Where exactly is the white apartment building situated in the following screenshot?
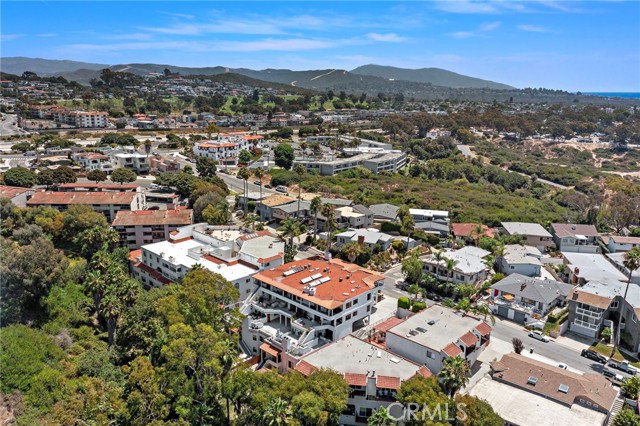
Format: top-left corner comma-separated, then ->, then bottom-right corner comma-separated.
130,225 -> 284,296
241,257 -> 385,366
193,133 -> 264,166
71,152 -> 114,173
384,307 -> 492,374
422,246 -> 491,285
111,148 -> 150,174
409,208 -> 449,223
294,335 -> 432,425
27,189 -> 145,222
53,109 -> 109,128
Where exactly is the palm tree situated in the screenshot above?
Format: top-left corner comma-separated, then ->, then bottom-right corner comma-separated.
293,164 -> 306,219
438,355 -> 470,397
144,139 -> 152,162
397,205 -> 415,250
238,167 -> 252,215
472,303 -> 496,325
445,258 -> 459,281
278,218 -> 301,248
299,141 -> 308,160
341,241 -> 362,263
493,244 -> 506,271
310,196 -> 322,242
264,398 -> 293,426
613,247 -> 640,355
368,407 -> 393,426
321,203 -> 336,251
408,284 -> 421,302
243,213 -> 259,231
253,167 -> 266,212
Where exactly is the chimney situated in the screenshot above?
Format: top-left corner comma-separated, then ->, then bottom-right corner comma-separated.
520,283 -> 527,291
571,225 -> 576,231
357,235 -> 365,245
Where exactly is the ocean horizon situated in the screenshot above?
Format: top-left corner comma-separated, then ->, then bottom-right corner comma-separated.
584,92 -> 640,99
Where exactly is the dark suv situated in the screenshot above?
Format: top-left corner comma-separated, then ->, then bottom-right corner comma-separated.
581,349 -> 607,364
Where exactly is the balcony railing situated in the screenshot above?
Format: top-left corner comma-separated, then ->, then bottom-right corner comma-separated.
573,319 -> 599,330
576,307 -> 603,320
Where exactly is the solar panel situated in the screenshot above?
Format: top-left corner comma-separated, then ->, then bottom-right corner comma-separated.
310,273 -> 322,280
283,266 -> 304,277
309,280 -> 321,287
318,276 -> 331,284
301,276 -> 314,284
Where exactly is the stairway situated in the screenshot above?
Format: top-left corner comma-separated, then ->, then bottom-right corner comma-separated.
605,398 -> 625,426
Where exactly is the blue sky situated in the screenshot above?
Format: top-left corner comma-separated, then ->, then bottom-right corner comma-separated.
2,1 -> 639,91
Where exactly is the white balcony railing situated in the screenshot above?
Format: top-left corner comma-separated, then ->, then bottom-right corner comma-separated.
576,307 -> 603,320
573,319 -> 600,330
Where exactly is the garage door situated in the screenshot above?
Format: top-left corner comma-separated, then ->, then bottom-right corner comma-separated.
513,311 -> 526,324
497,305 -> 509,318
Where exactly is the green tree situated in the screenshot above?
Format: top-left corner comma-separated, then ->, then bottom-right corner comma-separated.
193,191 -> 225,222
341,241 -> 362,263
264,397 -> 294,426
454,394 -> 504,426
202,200 -> 231,225
438,356 -> 470,397
613,408 -> 640,426
368,407 -> 394,426
111,167 -> 137,184
397,205 -> 415,249
278,218 -> 301,262
238,167 -> 252,214
61,205 -> 109,242
3,167 -> 37,187
614,247 -> 640,355
621,374 -> 640,400
123,356 -> 172,426
87,169 -> 107,183
396,376 -> 450,426
274,143 -> 295,170
253,167 -> 266,212
73,225 -> 120,259
206,122 -> 219,139
293,164 -> 306,218
196,156 -> 218,178
239,149 -> 252,165
52,165 -> 77,184
402,254 -> 423,283
44,280 -> 92,330
310,196 -> 322,242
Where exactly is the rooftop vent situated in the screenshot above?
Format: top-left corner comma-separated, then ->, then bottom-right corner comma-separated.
428,319 -> 437,325
558,384 -> 569,394
527,376 -> 538,386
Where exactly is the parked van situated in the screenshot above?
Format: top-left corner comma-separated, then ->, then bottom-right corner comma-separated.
275,185 -> 288,193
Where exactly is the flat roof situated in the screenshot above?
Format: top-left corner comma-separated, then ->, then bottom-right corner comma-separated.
423,246 -> 490,275
501,222 -> 552,238
409,208 -> 449,217
388,306 -> 490,351
502,244 -> 543,266
253,257 -> 384,310
562,252 -> 627,282
112,209 -> 193,227
27,190 -> 137,206
298,335 -> 430,383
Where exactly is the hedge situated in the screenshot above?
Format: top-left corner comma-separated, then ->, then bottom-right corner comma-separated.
412,301 -> 427,312
398,297 -> 410,309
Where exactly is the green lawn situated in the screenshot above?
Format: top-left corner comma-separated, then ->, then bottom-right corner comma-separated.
591,341 -> 640,368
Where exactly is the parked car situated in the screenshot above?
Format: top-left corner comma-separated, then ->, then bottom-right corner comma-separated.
254,180 -> 262,186
395,280 -> 409,290
602,368 -> 627,385
275,185 -> 288,193
528,331 -> 550,342
236,174 -> 243,179
608,360 -> 639,375
558,363 -> 568,370
581,349 -> 607,364
147,206 -> 160,211
264,184 -> 273,189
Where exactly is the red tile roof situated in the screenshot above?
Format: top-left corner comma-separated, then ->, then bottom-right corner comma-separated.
376,375 -> 401,390
442,343 -> 463,357
551,223 -> 599,238
344,373 -> 367,386
245,135 -> 264,140
112,209 -> 193,227
252,257 -> 384,310
0,185 -> 32,199
58,183 -> 139,190
374,317 -> 404,333
451,223 -> 495,239
133,260 -> 171,285
294,360 -> 317,376
27,191 -> 138,206
260,342 -> 281,357
416,366 -> 433,378
459,331 -> 479,347
475,322 -> 493,336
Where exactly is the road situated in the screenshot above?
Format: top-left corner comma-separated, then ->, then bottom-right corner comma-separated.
0,114 -> 29,137
457,145 -> 477,159
506,168 -> 571,190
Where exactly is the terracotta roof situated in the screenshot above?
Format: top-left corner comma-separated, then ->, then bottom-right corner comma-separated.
260,194 -> 295,207
129,249 -> 142,263
475,322 -> 493,336
112,209 -> 193,227
451,223 -> 495,239
57,183 -> 138,190
294,360 -> 317,376
374,317 -> 404,333
198,142 -> 238,148
0,185 -> 32,199
376,375 -> 401,390
416,366 -> 433,378
490,353 -> 617,411
245,135 -> 264,140
459,331 -> 479,347
27,191 -> 138,206
344,373 -> 367,386
551,223 -> 599,238
259,342 -> 281,357
252,257 -> 384,310
568,288 -> 612,310
442,343 -> 463,357
134,262 -> 171,285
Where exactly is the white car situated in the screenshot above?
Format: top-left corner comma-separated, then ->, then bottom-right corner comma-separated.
528,331 -> 550,342
558,363 -> 568,370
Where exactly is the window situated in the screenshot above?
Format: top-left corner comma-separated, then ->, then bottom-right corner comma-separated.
510,266 -> 515,270
426,350 -> 433,359
558,384 -> 569,394
610,301 -> 619,309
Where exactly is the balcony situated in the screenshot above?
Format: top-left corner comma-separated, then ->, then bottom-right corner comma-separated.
576,307 -> 603,320
573,319 -> 600,330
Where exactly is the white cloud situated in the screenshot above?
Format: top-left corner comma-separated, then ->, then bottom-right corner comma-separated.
449,31 -> 475,39
366,33 -> 406,42
449,20 -> 501,38
480,21 -> 501,32
434,0 -> 499,14
517,24 -> 550,32
0,34 -> 24,41
36,33 -> 57,38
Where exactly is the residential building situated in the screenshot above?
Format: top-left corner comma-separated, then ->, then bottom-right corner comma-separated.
607,252 -> 640,285
501,222 -> 555,252
71,152 -> 114,173
112,209 -> 194,249
607,235 -> 640,253
471,353 -> 618,426
130,225 -> 284,297
149,154 -> 181,173
56,183 -> 140,192
53,109 -> 109,128
567,280 -> 640,351
368,203 -> 399,222
414,221 -> 450,238
294,335 -> 432,425
490,274 -> 575,322
256,194 -> 296,221
0,185 -> 34,207
409,208 -> 449,223
295,151 -> 406,176
551,223 -> 600,254
422,246 -> 491,285
562,252 -> 627,285
451,223 -> 494,242
27,190 -> 145,222
241,257 -> 385,362
384,307 -> 492,373
272,199 -> 311,221
111,148 -> 150,174
193,141 -> 239,166
317,205 -> 374,232
336,228 -> 415,251
500,244 -> 543,277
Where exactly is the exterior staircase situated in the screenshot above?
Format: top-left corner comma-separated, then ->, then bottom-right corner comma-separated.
605,398 -> 625,426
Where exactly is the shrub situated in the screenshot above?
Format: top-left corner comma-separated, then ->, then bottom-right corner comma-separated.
490,273 -> 505,284
412,301 -> 427,312
398,297 -> 410,310
381,221 -> 402,233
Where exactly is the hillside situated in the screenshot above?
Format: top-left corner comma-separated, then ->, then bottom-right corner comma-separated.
351,64 -> 514,89
1,57 -> 109,76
